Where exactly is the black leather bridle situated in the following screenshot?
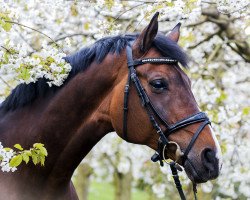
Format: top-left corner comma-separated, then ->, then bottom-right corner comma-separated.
123,44 -> 211,200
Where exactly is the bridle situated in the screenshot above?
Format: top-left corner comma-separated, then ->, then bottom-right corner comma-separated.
123,44 -> 211,200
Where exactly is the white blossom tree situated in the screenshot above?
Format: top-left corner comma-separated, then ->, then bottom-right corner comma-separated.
1,0 -> 249,199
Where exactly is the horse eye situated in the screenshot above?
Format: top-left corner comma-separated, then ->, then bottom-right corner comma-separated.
149,79 -> 168,90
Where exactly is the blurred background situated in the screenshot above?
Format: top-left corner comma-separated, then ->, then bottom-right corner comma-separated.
0,0 -> 249,199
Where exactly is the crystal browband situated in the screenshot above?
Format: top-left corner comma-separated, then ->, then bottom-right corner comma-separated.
141,58 -> 178,63
128,57 -> 178,67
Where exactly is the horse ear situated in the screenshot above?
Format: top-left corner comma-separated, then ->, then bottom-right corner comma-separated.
166,23 -> 181,43
134,12 -> 159,53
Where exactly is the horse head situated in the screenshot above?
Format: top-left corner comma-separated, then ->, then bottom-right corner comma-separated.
110,13 -> 221,184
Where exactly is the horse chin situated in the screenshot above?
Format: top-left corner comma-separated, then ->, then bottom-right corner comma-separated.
183,159 -> 208,184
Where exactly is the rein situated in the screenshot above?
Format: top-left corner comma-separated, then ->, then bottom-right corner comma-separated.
123,45 -> 211,200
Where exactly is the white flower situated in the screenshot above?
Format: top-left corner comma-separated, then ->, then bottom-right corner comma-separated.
152,183 -> 166,198
117,157 -> 130,174
65,38 -> 71,47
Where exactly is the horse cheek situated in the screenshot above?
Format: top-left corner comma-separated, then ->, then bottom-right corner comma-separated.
109,83 -> 125,138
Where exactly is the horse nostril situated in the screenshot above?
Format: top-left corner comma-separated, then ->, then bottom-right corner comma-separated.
202,148 -> 218,174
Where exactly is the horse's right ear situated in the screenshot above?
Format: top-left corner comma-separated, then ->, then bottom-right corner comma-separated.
166,23 -> 181,43
134,12 -> 159,53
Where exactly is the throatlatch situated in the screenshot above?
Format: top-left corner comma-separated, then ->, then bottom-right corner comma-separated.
123,44 -> 211,200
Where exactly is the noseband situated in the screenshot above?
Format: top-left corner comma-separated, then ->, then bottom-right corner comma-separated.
123,45 -> 211,200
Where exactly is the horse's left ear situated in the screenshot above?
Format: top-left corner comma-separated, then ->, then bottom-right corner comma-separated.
166,23 -> 181,43
134,12 -> 159,53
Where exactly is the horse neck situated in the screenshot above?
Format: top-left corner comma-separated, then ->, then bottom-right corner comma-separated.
39,58 -> 121,180
0,54 -> 125,185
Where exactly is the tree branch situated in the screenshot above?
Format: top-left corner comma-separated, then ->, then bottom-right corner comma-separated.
207,43 -> 222,63
188,30 -> 221,49
186,18 -> 207,27
103,153 -> 116,168
52,33 -> 95,43
200,7 -> 250,62
5,20 -> 58,45
236,77 -> 250,84
226,42 -> 250,63
0,77 -> 13,89
0,46 -> 11,53
201,0 -> 216,4
4,20 -> 64,53
113,3 -> 145,22
14,28 -> 37,51
122,14 -> 140,32
217,2 -> 250,15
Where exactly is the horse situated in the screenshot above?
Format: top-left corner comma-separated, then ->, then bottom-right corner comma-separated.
0,12 -> 221,200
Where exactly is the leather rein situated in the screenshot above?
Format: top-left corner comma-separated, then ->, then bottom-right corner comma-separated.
123,44 -> 211,200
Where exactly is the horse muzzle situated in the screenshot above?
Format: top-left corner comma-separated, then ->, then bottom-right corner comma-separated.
184,148 -> 220,183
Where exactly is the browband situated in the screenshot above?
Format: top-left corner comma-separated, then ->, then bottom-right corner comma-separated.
128,58 -> 178,67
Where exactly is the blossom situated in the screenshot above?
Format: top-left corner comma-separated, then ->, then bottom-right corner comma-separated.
0,143 -> 16,172
0,1 -> 249,198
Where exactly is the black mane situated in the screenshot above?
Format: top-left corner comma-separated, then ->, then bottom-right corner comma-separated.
0,33 -> 188,111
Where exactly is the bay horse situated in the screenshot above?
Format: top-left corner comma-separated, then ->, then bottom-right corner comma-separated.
0,13 -> 221,200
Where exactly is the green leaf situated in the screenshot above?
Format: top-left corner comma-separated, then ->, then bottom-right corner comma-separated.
3,52 -> 9,63
2,22 -> 12,32
221,142 -> 227,154
14,144 -> 23,151
18,67 -> 30,81
45,57 -> 55,65
24,150 -> 32,157
0,14 -> 12,32
32,153 -> 38,165
104,0 -> 114,10
3,147 -> 12,151
37,155 -> 41,164
40,156 -> 45,166
33,143 -> 44,149
216,91 -> 227,104
84,22 -> 89,30
165,2 -> 174,7
70,3 -> 78,16
242,107 -> 250,116
9,155 -> 23,167
22,153 -> 29,164
39,147 -> 48,157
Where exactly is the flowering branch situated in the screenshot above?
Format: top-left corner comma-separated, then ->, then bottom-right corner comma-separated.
188,30 -> 221,49
53,33 -> 95,43
0,45 -> 11,53
0,143 -> 48,172
4,20 -> 61,51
